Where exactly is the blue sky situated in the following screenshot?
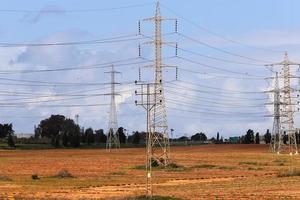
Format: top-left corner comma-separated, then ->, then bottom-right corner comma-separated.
0,0 -> 300,138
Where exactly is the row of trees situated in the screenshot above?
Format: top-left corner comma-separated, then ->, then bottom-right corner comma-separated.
34,115 -> 131,147
5,114 -> 300,148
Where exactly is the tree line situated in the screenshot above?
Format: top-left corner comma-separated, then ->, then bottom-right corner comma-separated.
3,115 -> 300,148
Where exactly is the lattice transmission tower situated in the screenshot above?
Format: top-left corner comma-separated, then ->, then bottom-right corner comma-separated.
139,0 -> 177,166
266,52 -> 299,155
270,72 -> 283,154
105,65 -> 121,151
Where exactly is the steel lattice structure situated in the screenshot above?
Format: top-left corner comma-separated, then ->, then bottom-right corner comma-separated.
106,65 -> 120,151
142,1 -> 176,166
266,53 -> 299,155
270,72 -> 283,154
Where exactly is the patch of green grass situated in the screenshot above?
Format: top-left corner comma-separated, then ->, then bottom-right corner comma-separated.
130,163 -> 188,172
191,164 -> 217,169
130,165 -> 145,170
239,161 -> 258,165
273,158 -> 286,166
217,166 -> 237,170
278,170 -> 300,177
166,163 -> 189,172
247,167 -> 264,171
125,195 -> 182,200
110,171 -> 127,175
239,161 -> 268,166
191,164 -> 236,171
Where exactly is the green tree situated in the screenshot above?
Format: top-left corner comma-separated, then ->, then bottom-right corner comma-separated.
243,129 -> 255,144
62,131 -> 69,147
6,124 -> 15,148
70,126 -> 81,147
191,132 -> 207,142
0,123 -> 14,139
118,127 -> 126,144
37,115 -> 79,147
85,128 -> 94,145
264,129 -> 271,144
255,132 -> 260,144
132,131 -> 140,144
95,129 -> 107,143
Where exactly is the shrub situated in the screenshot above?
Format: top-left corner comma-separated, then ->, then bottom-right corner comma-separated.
54,169 -> 74,178
278,170 -> 300,177
31,174 -> 39,180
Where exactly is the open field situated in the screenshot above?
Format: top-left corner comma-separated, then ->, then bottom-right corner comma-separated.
0,144 -> 300,199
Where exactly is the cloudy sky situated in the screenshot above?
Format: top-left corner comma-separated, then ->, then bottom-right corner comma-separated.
0,0 -> 300,138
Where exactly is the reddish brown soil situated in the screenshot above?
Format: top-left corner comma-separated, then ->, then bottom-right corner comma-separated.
0,144 -> 300,199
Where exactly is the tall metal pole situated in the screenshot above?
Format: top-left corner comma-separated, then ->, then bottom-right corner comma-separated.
106,65 -> 121,151
146,84 -> 153,197
135,82 -> 157,197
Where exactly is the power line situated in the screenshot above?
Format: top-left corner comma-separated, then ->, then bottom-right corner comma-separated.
0,58 -> 150,74
0,2 -> 154,13
166,97 -> 267,109
165,91 -> 268,106
167,106 -> 269,117
0,102 -> 132,108
160,3 -> 284,54
166,41 -> 264,66
165,86 -> 268,102
177,32 -> 274,63
0,88 -> 134,105
176,56 -> 266,77
0,34 -> 143,47
0,78 -> 135,87
167,80 -> 267,94
177,67 -> 266,80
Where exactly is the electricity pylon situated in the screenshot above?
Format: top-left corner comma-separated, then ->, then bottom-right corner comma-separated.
75,114 -> 79,125
270,72 -> 283,154
105,65 -> 120,151
266,52 -> 299,155
135,82 -> 160,198
140,0 -> 177,166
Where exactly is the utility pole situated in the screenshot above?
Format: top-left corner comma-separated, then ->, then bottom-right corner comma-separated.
270,72 -> 283,154
140,0 -> 177,166
135,81 -> 160,198
105,65 -> 121,151
266,52 -> 299,155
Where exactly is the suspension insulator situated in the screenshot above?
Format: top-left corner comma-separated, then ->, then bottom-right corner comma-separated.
138,21 -> 141,35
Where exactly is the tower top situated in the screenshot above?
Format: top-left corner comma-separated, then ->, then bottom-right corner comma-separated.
155,1 -> 161,17
284,51 -> 289,62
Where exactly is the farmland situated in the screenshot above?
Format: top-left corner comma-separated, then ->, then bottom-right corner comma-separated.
0,145 -> 300,199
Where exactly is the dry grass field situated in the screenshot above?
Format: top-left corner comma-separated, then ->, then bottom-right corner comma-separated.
0,144 -> 300,199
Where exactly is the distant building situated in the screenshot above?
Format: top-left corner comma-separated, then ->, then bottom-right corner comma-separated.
15,133 -> 34,139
